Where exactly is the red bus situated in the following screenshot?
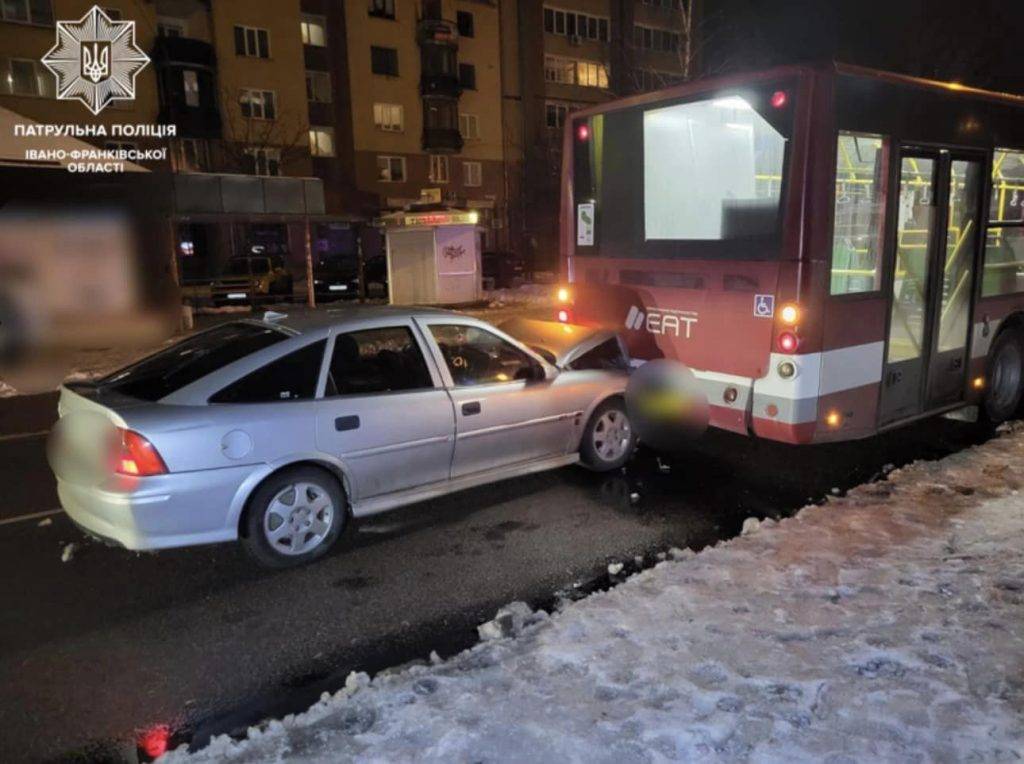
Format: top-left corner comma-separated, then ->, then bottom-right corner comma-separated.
558,63 -> 1024,444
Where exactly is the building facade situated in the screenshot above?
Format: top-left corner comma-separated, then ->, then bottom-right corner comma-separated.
502,0 -> 694,271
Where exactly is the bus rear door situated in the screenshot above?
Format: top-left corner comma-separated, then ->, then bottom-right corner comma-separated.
879,148 -> 986,424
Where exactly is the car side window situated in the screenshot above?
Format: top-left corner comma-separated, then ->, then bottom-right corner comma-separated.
210,339 -> 326,403
429,324 -> 535,386
326,327 -> 433,396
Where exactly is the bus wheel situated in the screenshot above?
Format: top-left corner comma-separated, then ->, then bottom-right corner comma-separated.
982,329 -> 1024,424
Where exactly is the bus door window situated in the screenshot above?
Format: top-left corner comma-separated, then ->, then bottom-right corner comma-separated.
982,149 -> 1024,297
888,155 -> 937,364
936,160 -> 983,354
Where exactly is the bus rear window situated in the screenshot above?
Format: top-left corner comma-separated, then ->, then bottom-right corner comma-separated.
573,81 -> 794,260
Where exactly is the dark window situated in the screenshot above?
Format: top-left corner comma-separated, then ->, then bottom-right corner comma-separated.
456,10 -> 474,37
369,0 -> 395,18
326,327 -> 432,396
429,325 -> 536,386
100,323 -> 289,402
424,98 -> 457,129
543,7 -> 554,32
211,339 -> 327,403
234,25 -> 269,58
371,46 -> 399,76
599,18 -> 608,40
459,63 -> 476,90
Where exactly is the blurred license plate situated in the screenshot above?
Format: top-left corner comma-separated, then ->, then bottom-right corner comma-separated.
228,292 -> 247,299
329,284 -> 348,292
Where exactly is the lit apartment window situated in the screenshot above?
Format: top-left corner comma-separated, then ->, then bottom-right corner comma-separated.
543,7 -> 609,42
239,89 -> 276,119
245,148 -> 281,177
300,14 -> 327,46
545,102 -> 569,129
459,113 -> 480,140
234,25 -> 270,58
5,58 -> 54,97
377,155 -> 406,182
306,70 -> 332,103
429,154 -> 450,183
633,24 -> 681,52
371,46 -> 399,76
373,102 -> 404,132
157,17 -> 186,37
544,56 -> 608,88
309,126 -> 335,157
369,0 -> 395,19
459,63 -> 476,90
463,161 -> 482,187
456,10 -> 474,37
0,0 -> 54,24
183,70 -> 200,107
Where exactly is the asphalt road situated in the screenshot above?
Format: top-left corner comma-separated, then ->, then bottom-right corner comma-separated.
0,393 -> 994,762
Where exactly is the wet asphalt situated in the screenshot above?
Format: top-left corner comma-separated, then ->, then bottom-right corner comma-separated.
0,393 -> 994,761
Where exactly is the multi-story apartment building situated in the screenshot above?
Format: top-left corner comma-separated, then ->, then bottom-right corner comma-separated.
299,0 -> 508,253
501,0 -> 693,271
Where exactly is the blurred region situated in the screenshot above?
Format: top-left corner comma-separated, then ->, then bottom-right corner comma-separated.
625,359 -> 710,451
0,163 -> 179,395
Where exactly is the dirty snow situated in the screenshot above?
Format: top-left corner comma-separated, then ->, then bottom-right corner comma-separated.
166,425 -> 1024,763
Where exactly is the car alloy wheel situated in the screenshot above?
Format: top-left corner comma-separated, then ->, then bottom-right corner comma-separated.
262,481 -> 336,556
592,409 -> 632,464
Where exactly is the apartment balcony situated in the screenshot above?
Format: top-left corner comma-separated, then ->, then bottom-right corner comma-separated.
422,127 -> 464,153
420,73 -> 461,97
151,35 -> 216,68
418,17 -> 458,46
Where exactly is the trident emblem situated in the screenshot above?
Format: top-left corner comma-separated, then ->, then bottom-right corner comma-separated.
81,42 -> 110,83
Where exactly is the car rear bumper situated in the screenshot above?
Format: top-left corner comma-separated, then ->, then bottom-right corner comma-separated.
56,465 -> 254,551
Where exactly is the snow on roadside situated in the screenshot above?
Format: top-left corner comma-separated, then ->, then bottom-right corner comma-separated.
167,426 -> 1024,762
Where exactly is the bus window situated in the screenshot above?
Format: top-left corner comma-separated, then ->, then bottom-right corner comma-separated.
572,81 -> 794,261
982,148 -> 1024,296
830,133 -> 887,295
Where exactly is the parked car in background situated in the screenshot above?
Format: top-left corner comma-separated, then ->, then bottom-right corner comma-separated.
314,254 -> 389,302
482,250 -> 526,290
48,309 -> 634,567
211,256 -> 293,306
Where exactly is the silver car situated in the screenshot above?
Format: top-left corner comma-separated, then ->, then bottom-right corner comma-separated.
48,308 -> 635,567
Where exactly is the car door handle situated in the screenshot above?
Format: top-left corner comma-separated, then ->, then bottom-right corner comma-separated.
461,401 -> 481,416
335,415 -> 360,432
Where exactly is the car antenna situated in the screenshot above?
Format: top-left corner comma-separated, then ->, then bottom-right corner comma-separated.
262,310 -> 288,323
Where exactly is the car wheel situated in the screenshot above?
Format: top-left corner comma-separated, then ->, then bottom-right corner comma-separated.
242,466 -> 346,568
982,329 -> 1024,424
580,398 -> 636,472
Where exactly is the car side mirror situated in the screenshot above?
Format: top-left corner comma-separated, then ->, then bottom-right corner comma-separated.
517,361 -> 550,383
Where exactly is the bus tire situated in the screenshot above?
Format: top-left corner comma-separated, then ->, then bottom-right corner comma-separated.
981,329 -> 1024,425
580,398 -> 637,472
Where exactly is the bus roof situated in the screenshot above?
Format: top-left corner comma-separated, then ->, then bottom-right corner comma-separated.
570,62 -> 1024,120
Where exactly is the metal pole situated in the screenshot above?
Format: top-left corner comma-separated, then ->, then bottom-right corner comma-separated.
356,225 -> 366,303
304,218 -> 316,309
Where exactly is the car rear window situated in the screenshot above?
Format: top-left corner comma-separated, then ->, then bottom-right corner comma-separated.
210,339 -> 326,403
99,322 -> 289,401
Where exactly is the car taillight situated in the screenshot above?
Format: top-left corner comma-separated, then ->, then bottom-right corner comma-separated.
113,428 -> 168,476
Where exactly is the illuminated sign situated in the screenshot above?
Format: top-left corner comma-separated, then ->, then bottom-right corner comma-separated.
402,211 -> 480,227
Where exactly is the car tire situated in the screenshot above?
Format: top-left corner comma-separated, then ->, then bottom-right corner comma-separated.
241,465 -> 347,568
580,397 -> 637,472
981,328 -> 1024,425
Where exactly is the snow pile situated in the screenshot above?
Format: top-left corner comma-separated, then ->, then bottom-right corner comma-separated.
0,379 -> 17,398
166,426 -> 1024,762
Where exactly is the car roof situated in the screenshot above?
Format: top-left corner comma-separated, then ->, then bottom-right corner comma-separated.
263,304 -> 472,333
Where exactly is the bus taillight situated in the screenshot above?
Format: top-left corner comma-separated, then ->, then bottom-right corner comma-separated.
576,123 -> 590,141
770,90 -> 788,109
557,287 -> 571,303
777,331 -> 799,353
557,308 -> 572,323
779,303 -> 800,325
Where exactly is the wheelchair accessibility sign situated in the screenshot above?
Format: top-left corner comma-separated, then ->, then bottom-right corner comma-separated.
753,294 -> 775,318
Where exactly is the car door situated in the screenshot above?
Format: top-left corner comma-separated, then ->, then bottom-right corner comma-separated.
418,319 -> 578,479
314,323 -> 455,500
